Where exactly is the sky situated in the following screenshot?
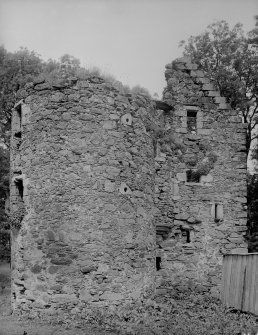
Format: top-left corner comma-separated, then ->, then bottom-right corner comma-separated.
0,0 -> 257,96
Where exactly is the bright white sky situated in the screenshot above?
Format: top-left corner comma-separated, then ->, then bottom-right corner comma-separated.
0,0 -> 257,96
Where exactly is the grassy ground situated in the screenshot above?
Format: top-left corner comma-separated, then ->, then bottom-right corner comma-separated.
0,263 -> 117,335
0,263 -> 257,334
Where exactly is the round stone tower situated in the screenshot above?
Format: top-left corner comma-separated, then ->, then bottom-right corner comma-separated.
10,74 -> 156,319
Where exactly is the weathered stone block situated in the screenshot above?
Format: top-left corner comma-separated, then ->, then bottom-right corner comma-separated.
176,172 -> 186,182
175,213 -> 189,221
230,248 -> 248,254
121,113 -> 132,126
214,96 -> 226,104
202,84 -> 215,91
79,289 -> 92,302
207,91 -> 220,97
80,261 -> 97,274
100,292 -> 124,301
200,174 -> 213,183
197,129 -> 212,135
102,120 -> 116,129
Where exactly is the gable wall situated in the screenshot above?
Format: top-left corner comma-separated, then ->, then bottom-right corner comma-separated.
155,58 -> 248,296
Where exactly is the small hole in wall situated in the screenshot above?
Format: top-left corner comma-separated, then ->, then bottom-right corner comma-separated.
186,231 -> 191,243
20,287 -> 26,294
186,170 -> 200,183
13,292 -> 16,300
15,179 -> 24,199
187,110 -> 197,134
156,257 -> 161,271
14,131 -> 21,138
124,187 -> 127,192
126,118 -> 129,122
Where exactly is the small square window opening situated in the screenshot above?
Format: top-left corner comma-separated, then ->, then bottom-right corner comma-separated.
187,110 -> 197,134
186,170 -> 200,183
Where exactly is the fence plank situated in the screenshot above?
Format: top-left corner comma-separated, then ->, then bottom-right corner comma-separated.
229,255 -> 238,307
236,255 -> 246,310
254,256 -> 258,315
221,255 -> 230,305
243,254 -> 252,312
224,255 -> 232,306
249,255 -> 256,314
222,253 -> 258,316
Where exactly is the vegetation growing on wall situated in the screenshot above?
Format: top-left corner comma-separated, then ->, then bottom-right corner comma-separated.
179,18 -> 258,156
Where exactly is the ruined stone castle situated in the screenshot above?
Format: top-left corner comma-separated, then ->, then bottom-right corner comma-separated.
10,57 -> 248,319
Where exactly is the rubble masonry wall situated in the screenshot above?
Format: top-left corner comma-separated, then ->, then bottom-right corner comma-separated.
10,75 -> 157,318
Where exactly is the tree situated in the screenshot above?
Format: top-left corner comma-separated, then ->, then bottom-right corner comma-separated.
0,46 -> 44,144
179,19 -> 258,156
248,15 -> 258,45
130,85 -> 151,98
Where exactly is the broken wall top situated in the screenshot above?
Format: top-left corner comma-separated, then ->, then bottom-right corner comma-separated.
163,57 -> 229,110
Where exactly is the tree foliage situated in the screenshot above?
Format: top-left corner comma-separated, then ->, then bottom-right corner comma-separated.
179,19 -> 258,155
0,47 -> 45,144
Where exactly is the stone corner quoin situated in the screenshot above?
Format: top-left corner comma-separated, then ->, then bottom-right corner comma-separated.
9,57 -> 247,319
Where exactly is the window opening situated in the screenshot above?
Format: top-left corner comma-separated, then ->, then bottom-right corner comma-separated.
181,229 -> 191,243
214,203 -> 223,222
15,179 -> 24,200
187,110 -> 197,134
186,169 -> 200,183
17,105 -> 22,129
156,257 -> 161,271
14,131 -> 21,138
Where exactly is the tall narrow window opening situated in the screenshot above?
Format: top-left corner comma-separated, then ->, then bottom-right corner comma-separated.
186,230 -> 191,243
17,105 -> 22,129
214,203 -> 223,222
181,229 -> 191,243
15,179 -> 24,200
187,110 -> 197,134
156,257 -> 161,271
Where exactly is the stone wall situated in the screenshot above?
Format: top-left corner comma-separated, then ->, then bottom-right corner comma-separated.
155,57 -> 248,296
10,75 -> 157,319
9,58 -> 248,321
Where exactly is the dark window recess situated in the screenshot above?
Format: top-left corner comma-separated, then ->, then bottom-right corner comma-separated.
181,229 -> 191,243
14,131 -> 21,138
186,169 -> 200,183
156,257 -> 161,271
156,225 -> 171,240
214,204 -> 223,222
15,179 -> 24,200
186,231 -> 191,243
17,105 -> 22,128
187,110 -> 197,134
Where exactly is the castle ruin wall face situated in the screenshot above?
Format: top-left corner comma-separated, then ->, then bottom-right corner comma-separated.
10,58 -> 248,320
155,58 -> 247,295
10,76 -> 156,317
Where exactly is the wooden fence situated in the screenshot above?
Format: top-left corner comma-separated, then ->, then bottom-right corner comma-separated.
221,253 -> 258,315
